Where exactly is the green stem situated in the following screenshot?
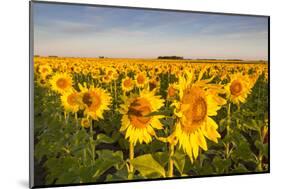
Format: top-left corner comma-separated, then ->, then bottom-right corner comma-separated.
168,143 -> 175,177
257,154 -> 263,171
89,119 -> 95,164
225,143 -> 230,158
110,82 -> 113,94
83,148 -> 87,166
257,123 -> 264,171
227,103 -> 231,134
128,142 -> 134,179
75,112 -> 78,127
64,111 -> 67,125
167,72 -> 170,84
225,103 -> 231,159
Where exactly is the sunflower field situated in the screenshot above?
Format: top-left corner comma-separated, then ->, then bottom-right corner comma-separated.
33,57 -> 269,185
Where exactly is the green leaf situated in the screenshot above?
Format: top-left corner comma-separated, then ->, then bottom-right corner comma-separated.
232,163 -> 248,173
96,150 -> 123,161
242,120 -> 260,131
231,138 -> 255,162
148,140 -> 166,152
96,150 -> 125,170
130,154 -> 166,178
255,141 -> 268,158
92,159 -> 117,179
44,157 -> 79,185
79,167 -> 95,183
90,150 -> 124,180
153,152 -> 169,166
55,171 -> 78,184
212,156 -> 231,173
173,150 -> 186,175
105,168 -> 128,182
96,133 -> 115,144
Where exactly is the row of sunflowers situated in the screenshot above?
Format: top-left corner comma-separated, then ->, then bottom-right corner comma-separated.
34,57 -> 268,185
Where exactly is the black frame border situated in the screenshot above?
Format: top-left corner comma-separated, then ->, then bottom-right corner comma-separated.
29,1 -> 270,188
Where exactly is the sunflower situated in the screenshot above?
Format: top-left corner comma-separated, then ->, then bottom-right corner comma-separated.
121,76 -> 134,92
60,89 -> 81,113
91,68 -> 101,79
74,66 -> 82,74
148,77 -> 160,92
37,77 -> 50,88
79,83 -> 112,120
82,67 -> 90,76
119,90 -> 164,145
135,72 -> 147,88
167,83 -> 177,99
38,64 -> 52,78
106,67 -> 119,81
50,73 -> 73,94
102,74 -> 112,84
81,117 -> 90,128
225,73 -> 253,105
173,75 -> 226,162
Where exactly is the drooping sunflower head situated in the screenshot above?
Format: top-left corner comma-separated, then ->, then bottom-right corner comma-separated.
50,73 -> 73,94
60,89 -> 81,113
173,76 -> 225,162
225,73 -> 253,105
79,83 -> 112,120
121,76 -> 134,93
119,90 -> 164,145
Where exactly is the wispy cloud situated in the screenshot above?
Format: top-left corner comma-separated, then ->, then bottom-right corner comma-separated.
33,2 -> 268,60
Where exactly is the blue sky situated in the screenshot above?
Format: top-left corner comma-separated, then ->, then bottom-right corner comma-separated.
33,3 -> 268,60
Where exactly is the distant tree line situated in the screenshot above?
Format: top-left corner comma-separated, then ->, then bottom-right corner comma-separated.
158,56 -> 184,60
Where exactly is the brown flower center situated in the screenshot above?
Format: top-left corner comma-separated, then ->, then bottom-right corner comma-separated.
40,79 -> 46,85
108,70 -> 113,76
230,80 -> 242,96
56,78 -> 68,89
192,97 -> 207,123
123,78 -> 132,88
82,92 -> 92,107
41,68 -> 48,73
67,93 -> 79,106
137,75 -> 145,84
89,92 -> 102,111
103,75 -> 111,82
149,81 -> 157,91
168,86 -> 176,97
128,98 -> 152,129
180,88 -> 208,133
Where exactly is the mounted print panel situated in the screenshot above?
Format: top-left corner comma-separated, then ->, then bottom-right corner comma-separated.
30,1 -> 269,188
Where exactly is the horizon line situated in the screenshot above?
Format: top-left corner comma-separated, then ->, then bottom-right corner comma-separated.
33,55 -> 268,62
